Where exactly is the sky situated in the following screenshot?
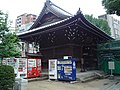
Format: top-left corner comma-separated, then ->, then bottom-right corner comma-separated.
0,0 -> 120,26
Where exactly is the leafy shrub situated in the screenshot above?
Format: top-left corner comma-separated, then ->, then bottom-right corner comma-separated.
0,65 -> 15,90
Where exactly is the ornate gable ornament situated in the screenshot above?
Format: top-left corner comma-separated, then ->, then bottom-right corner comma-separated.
77,8 -> 82,15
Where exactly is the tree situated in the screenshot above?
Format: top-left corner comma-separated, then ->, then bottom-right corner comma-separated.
0,10 -> 9,38
0,33 -> 21,64
0,33 -> 20,56
0,11 -> 21,64
85,14 -> 111,35
0,65 -> 15,90
102,0 -> 120,16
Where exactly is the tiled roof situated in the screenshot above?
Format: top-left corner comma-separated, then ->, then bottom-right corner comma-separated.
17,16 -> 72,36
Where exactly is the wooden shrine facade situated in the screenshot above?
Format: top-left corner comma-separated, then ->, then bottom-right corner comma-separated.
18,0 -> 113,71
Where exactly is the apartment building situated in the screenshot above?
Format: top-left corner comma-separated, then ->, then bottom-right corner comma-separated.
15,13 -> 37,32
98,14 -> 120,40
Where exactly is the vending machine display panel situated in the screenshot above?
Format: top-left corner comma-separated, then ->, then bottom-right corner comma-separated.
49,59 -> 57,80
57,58 -> 76,81
27,58 -> 42,78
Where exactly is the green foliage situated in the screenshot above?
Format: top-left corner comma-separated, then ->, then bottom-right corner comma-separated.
0,33 -> 21,58
102,0 -> 120,16
0,65 -> 15,90
85,14 -> 111,35
0,11 -> 21,65
0,10 -> 9,38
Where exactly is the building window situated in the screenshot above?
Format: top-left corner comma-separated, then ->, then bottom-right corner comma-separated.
17,17 -> 21,21
113,23 -> 117,28
17,21 -> 21,24
118,21 -> 120,24
115,34 -> 119,39
116,29 -> 119,34
33,17 -> 36,19
18,25 -> 21,27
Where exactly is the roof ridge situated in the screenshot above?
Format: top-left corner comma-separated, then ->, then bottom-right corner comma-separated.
47,0 -> 72,16
29,0 -> 72,30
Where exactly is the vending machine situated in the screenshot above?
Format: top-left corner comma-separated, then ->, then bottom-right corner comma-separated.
4,58 -> 27,78
27,58 -> 42,78
57,58 -> 76,81
16,58 -> 27,78
49,59 -> 57,80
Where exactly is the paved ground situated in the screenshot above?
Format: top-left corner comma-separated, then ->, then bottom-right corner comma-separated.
28,79 -> 111,90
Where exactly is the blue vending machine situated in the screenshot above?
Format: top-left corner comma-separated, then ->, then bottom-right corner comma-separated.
57,58 -> 76,81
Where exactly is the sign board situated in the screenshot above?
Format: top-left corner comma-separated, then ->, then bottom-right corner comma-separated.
63,56 -> 72,59
28,59 -> 36,67
108,61 -> 115,70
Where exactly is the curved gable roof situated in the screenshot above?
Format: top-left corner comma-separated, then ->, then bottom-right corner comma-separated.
29,0 -> 72,30
18,12 -> 113,41
18,1 -> 113,41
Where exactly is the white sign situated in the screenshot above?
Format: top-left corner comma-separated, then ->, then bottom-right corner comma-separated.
108,61 -> 115,70
28,59 -> 36,67
63,56 -> 72,59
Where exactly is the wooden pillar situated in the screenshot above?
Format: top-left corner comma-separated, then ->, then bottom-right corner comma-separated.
53,47 -> 55,58
80,45 -> 85,72
69,45 -> 74,57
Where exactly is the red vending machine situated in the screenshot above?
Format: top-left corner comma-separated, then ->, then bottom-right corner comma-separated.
27,58 -> 42,78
